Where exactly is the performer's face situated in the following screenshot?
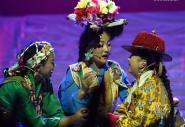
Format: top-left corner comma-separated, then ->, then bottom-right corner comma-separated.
128,53 -> 146,79
92,31 -> 111,67
38,53 -> 55,78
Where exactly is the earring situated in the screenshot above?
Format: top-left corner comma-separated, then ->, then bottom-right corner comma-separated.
85,49 -> 93,61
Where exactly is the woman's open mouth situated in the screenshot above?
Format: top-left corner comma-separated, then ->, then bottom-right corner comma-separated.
102,54 -> 109,59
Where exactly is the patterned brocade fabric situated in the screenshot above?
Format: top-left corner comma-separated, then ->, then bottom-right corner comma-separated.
69,60 -> 128,105
114,72 -> 171,127
58,60 -> 129,115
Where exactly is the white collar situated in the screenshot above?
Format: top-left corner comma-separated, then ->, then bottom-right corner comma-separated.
124,70 -> 154,107
137,70 -> 154,87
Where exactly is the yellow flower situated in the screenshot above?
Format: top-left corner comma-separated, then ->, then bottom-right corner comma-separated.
75,0 -> 90,9
99,0 -> 108,14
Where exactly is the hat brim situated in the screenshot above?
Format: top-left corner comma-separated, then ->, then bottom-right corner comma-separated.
106,19 -> 128,27
122,45 -> 172,62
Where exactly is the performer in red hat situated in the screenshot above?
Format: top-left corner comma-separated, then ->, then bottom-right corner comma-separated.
112,31 -> 175,127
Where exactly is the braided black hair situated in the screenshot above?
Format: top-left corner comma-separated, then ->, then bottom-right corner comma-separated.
159,65 -> 174,127
81,76 -> 111,127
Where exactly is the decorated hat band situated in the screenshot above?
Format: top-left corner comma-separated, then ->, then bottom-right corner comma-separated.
5,41 -> 54,76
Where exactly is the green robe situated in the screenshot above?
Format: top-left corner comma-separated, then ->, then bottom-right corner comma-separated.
0,73 -> 64,127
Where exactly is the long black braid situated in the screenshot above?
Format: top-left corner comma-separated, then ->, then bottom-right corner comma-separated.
159,65 -> 174,127
81,76 -> 111,127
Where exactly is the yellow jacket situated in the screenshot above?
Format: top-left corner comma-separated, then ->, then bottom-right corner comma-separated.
115,71 -> 171,127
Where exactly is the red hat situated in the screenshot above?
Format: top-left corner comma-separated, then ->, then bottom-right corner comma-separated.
122,32 -> 172,62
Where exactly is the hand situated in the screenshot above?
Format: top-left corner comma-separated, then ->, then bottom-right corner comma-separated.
73,108 -> 88,123
79,71 -> 98,98
59,108 -> 88,127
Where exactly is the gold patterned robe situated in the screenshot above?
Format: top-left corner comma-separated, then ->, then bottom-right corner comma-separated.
114,70 -> 171,127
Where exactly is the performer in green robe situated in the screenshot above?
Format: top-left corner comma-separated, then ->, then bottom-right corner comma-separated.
0,41 -> 87,127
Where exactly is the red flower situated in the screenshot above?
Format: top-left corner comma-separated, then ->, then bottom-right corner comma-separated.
85,6 -> 99,16
92,0 -> 98,4
74,8 -> 86,21
18,57 -> 25,65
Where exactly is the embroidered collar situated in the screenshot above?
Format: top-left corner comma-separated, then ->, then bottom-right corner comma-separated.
90,63 -> 108,76
24,74 -> 43,114
137,70 -> 154,87
124,70 -> 154,107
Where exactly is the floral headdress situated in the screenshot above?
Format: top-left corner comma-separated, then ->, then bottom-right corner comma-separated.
4,41 -> 54,76
67,0 -> 128,31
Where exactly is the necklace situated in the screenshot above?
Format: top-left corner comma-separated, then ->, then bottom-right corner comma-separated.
24,76 -> 42,115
